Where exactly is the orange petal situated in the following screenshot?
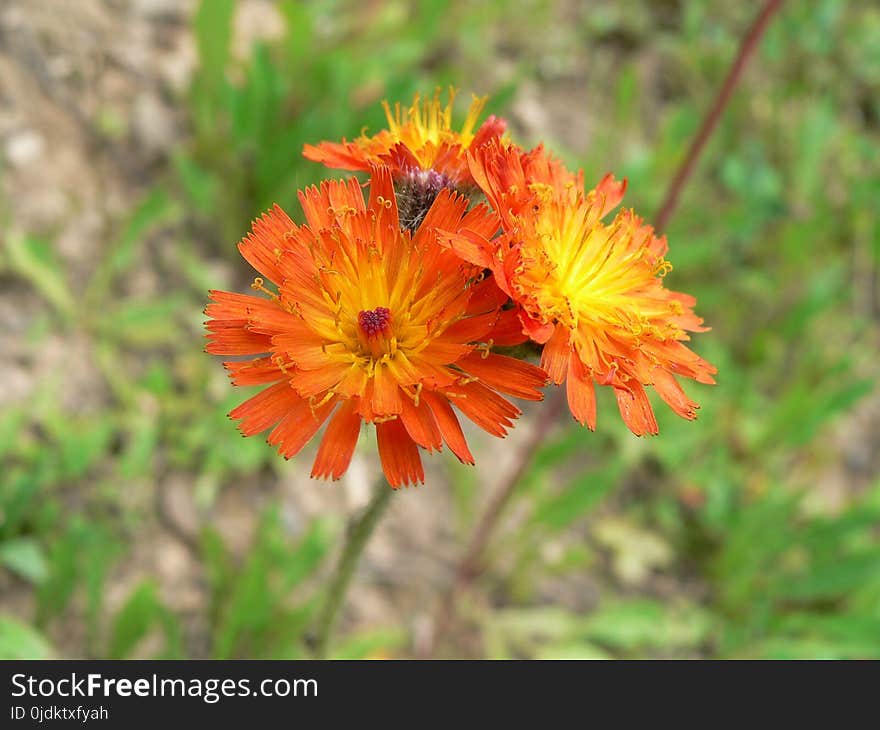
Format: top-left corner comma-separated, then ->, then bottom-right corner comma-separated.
399,395 -> 442,452
659,341 -> 718,384
376,418 -> 425,488
298,177 -> 366,230
520,143 -> 580,196
566,353 -> 596,429
229,380 -> 301,436
224,357 -> 285,386
205,321 -> 272,355
246,305 -> 303,339
437,229 -> 495,270
302,141 -> 370,172
272,321 -> 334,369
267,396 -> 335,458
357,381 -> 376,421
420,392 -> 474,465
383,142 -> 421,175
592,173 -> 627,218
333,363 -> 369,399
418,340 -> 473,364
522,312 -> 556,345
368,164 -> 400,232
291,361 -> 351,398
238,204 -> 296,284
457,352 -> 547,401
412,188 -> 470,248
467,139 -> 523,222
311,399 -> 362,480
440,311 -> 498,344
206,290 -> 281,321
651,368 -> 699,421
470,115 -> 507,152
458,200 -> 501,241
489,308 -> 528,346
465,277 -> 509,315
451,381 -> 520,437
615,382 -> 658,436
540,327 -> 571,384
372,362 -> 403,415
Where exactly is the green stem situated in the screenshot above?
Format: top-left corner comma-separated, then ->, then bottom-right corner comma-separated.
314,479 -> 392,659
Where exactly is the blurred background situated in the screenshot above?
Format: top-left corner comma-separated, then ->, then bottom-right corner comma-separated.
0,0 -> 878,660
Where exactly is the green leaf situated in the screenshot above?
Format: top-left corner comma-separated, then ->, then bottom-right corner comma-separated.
232,43 -> 279,149
280,520 -> 332,590
800,507 -> 880,551
0,616 -> 53,659
531,464 -> 621,531
98,296 -> 187,347
584,600 -> 713,652
86,188 -> 178,304
5,234 -> 75,320
788,378 -> 873,448
493,607 -> 580,643
36,538 -> 79,624
109,582 -> 164,659
0,408 -> 25,462
194,0 -> 236,90
773,612 -> 880,651
173,154 -> 218,215
55,419 -> 114,480
739,637 -> 880,660
278,2 -> 314,68
36,521 -> 123,648
793,98 -> 835,204
777,552 -> 880,601
119,410 -> 159,480
0,538 -> 48,584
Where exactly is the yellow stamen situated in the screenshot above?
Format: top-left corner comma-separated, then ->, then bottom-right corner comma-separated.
251,277 -> 279,301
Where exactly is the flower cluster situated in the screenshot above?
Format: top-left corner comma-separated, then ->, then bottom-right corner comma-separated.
206,89 -> 716,488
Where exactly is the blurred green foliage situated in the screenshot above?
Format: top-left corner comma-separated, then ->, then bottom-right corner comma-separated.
0,0 -> 878,659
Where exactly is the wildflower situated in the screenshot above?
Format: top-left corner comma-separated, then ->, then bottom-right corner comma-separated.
440,141 -> 716,436
303,87 -> 506,194
205,166 -> 546,487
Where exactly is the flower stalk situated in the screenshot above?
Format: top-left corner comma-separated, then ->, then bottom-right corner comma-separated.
314,478 -> 393,659
653,0 -> 785,231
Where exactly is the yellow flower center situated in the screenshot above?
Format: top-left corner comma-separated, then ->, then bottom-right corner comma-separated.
295,227 -> 466,387
381,88 -> 488,168
515,191 -> 679,343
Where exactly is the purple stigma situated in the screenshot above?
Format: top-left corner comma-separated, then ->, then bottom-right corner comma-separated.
358,307 -> 392,337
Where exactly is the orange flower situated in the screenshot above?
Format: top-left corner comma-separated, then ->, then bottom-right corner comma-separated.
441,141 -> 716,436
303,88 -> 506,188
205,166 -> 546,487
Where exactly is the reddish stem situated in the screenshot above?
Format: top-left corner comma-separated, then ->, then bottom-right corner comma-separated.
428,390 -> 567,654
454,390 -> 567,587
653,0 -> 784,232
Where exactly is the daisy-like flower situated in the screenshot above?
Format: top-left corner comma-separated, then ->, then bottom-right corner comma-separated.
441,141 -> 716,436
303,88 -> 506,231
205,166 -> 546,488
